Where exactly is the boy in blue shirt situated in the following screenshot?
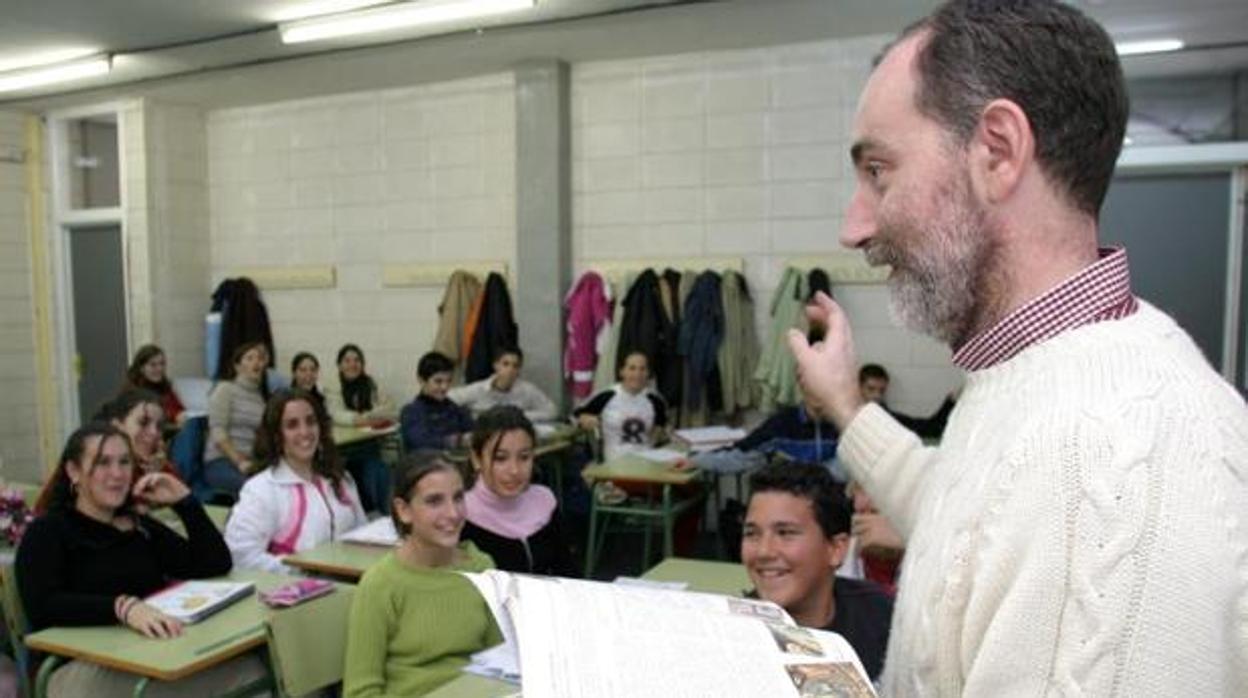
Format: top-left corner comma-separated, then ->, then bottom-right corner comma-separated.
400,352 -> 474,451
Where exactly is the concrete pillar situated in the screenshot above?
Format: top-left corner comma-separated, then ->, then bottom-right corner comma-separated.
513,59 -> 571,411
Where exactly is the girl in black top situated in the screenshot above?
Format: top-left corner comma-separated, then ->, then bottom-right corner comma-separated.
461,406 -> 578,577
17,423 -> 268,696
19,422 -> 231,635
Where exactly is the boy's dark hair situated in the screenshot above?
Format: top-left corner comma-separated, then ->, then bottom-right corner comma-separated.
493,345 -> 523,364
417,351 -> 455,381
390,450 -> 462,536
748,462 -> 851,539
882,0 -> 1128,217
859,364 -> 889,384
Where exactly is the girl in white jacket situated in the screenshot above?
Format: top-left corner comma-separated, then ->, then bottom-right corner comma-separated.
226,389 -> 368,573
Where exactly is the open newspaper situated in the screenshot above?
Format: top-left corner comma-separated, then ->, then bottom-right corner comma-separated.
464,571 -> 876,698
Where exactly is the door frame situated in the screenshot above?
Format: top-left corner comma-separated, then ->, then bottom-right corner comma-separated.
46,101 -> 132,438
1116,142 -> 1248,384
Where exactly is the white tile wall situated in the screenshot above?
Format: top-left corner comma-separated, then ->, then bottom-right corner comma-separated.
0,110 -> 41,481
207,73 -> 517,401
144,101 -> 211,379
571,36 -> 965,415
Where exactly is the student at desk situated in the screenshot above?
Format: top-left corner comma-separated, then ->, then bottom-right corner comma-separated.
201,341 -> 269,500
449,345 -> 558,422
344,451 -> 501,698
741,462 -> 893,681
289,351 -> 327,411
325,344 -> 395,514
462,406 -> 577,577
574,350 -> 669,504
17,423 -> 267,697
225,389 -> 367,573
123,344 -> 186,427
94,389 -> 181,480
400,351 -> 474,452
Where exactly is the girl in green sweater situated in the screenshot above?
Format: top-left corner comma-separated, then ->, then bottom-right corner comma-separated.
344,452 -> 502,697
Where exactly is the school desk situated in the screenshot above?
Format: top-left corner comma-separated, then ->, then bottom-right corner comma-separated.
25,570 -> 296,697
333,422 -> 400,449
283,540 -> 390,580
581,454 -> 705,578
641,557 -> 752,597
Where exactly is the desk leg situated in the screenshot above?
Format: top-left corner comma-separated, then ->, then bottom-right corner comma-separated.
34,655 -> 65,698
584,494 -> 599,578
712,471 -> 724,558
131,677 -> 151,698
662,484 -> 674,560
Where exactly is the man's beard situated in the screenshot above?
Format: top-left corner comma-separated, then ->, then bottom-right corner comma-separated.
865,177 -> 996,347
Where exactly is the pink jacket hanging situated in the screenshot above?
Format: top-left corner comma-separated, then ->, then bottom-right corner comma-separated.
564,271 -> 613,399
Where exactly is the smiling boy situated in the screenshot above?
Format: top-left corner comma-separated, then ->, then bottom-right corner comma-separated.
742,462 -> 893,680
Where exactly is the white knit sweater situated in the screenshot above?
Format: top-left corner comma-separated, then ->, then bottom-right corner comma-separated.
839,302 -> 1248,696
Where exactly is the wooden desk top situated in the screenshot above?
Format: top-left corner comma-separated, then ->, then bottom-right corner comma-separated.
642,557 -> 752,597
582,454 -> 700,486
24,570 -> 297,682
332,424 -> 399,448
283,541 -> 390,580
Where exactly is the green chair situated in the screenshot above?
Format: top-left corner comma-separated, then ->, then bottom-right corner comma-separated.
0,563 -> 31,697
265,585 -> 355,697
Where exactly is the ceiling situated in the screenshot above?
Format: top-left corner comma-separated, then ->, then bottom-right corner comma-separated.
1,0 -> 1247,111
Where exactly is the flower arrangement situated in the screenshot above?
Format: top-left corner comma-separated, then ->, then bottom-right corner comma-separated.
0,487 -> 33,546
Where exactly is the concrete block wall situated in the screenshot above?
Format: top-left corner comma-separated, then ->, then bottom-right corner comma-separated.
0,111 -> 42,481
145,100 -> 211,378
206,73 -> 516,401
569,37 -> 963,414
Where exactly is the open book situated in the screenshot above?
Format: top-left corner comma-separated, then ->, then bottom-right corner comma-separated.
145,580 -> 255,624
464,571 -> 876,698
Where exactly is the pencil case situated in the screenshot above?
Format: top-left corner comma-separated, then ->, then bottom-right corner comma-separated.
260,578 -> 335,608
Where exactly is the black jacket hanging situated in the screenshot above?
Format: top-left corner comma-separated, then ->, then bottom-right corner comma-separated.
678,270 -> 724,412
615,269 -> 678,405
210,278 -> 274,380
464,272 -> 519,383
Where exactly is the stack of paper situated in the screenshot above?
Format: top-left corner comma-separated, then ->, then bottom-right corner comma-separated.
673,426 -> 748,453
338,517 -> 399,546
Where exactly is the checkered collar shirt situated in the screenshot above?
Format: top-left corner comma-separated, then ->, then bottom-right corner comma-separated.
952,247 -> 1138,372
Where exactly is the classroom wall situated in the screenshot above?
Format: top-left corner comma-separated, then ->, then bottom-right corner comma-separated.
143,100 -> 211,377
568,37 -> 963,415
0,110 -> 41,480
206,73 -> 516,401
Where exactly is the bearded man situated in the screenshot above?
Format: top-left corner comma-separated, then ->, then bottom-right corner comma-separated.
788,1 -> 1248,696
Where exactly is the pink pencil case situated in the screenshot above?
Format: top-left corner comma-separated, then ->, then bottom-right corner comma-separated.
260,579 -> 336,608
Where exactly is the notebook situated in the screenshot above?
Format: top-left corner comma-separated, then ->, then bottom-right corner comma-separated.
145,580 -> 256,624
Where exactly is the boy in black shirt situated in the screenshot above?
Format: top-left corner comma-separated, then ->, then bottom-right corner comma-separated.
742,462 -> 893,680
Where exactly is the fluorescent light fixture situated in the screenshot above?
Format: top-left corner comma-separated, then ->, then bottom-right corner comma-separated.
0,55 -> 111,94
271,0 -> 391,23
1115,39 -> 1184,57
280,0 -> 536,44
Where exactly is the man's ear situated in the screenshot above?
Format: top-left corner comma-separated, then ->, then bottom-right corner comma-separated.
968,98 -> 1034,205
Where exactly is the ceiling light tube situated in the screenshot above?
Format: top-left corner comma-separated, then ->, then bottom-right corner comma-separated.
280,0 -> 536,44
1115,39 -> 1184,57
0,55 -> 111,93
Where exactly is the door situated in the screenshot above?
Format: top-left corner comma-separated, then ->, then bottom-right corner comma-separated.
1100,172 -> 1233,370
69,224 -> 128,423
